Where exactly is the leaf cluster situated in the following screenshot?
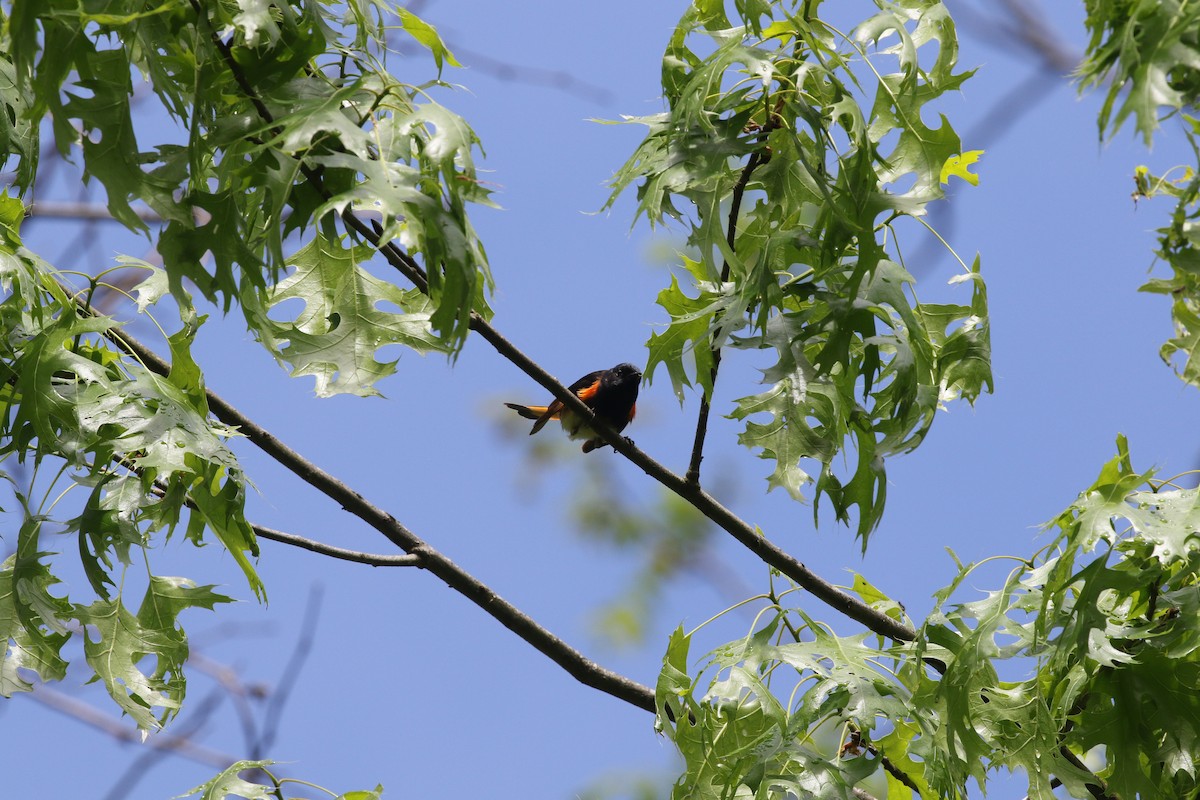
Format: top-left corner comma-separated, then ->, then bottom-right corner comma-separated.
0,0 -> 492,732
5,0 -> 493,379
663,435 -> 1200,798
607,0 -> 991,546
0,197 -> 244,729
1080,0 -> 1200,390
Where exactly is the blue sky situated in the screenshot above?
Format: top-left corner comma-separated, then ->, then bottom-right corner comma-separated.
3,2 -> 1195,798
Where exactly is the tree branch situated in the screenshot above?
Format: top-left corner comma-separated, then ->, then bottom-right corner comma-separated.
29,685 -> 235,770
686,149 -> 764,485
100,691 -> 227,800
106,324 -> 660,714
181,1 -> 918,680
107,435 -> 418,570
465,321 -> 919,643
256,585 -> 322,759
29,200 -> 166,223
251,524 -> 422,567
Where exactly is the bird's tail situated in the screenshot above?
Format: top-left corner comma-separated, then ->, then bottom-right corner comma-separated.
504,402 -> 546,421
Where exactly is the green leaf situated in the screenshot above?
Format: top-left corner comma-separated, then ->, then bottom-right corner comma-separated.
0,513 -> 71,696
730,373 -> 830,501
0,52 -> 38,193
1079,0 -> 1200,145
939,150 -> 984,186
176,760 -> 278,800
249,231 -> 449,397
662,607 -> 927,798
644,270 -> 725,402
396,8 -> 460,76
610,0 -> 987,546
77,577 -> 232,731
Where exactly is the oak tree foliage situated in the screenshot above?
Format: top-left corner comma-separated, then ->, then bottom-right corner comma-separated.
0,1 -> 1197,798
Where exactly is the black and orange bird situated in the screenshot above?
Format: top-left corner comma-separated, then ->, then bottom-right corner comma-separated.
505,363 -> 641,453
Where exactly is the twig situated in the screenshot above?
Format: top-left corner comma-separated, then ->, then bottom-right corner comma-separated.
100,690 -> 227,800
845,723 -> 924,796
110,439 -> 418,570
1021,776 -> 1064,800
255,585 -> 322,758
878,749 -> 922,795
188,652 -> 263,753
686,149 -> 765,485
252,524 -> 422,567
29,200 -> 165,223
28,685 -> 235,769
1058,746 -> 1114,800
407,37 -> 616,106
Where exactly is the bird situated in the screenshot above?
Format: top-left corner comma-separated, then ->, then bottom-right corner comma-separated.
504,363 -> 641,453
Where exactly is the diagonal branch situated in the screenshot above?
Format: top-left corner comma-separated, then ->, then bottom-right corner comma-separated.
103,419 -> 420,570
30,685 -> 234,769
464,321 -> 918,643
187,8 -> 920,647
106,324 -> 659,714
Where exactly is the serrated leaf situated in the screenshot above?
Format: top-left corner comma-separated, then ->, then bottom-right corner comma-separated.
251,231 -> 449,397
1079,0 -> 1200,145
397,8 -> 460,76
939,150 -> 983,186
176,760 -> 278,800
644,274 -> 725,402
74,576 -> 232,732
0,540 -> 70,696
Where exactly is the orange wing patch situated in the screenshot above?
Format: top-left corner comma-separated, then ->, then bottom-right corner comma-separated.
575,379 -> 601,403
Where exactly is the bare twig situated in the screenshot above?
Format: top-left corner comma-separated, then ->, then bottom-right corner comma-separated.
189,652 -> 263,753
28,685 -> 235,769
109,440 -> 418,570
686,149 -> 765,485
101,691 -> 227,800
252,524 -> 422,567
29,200 -> 166,223
255,585 -> 322,758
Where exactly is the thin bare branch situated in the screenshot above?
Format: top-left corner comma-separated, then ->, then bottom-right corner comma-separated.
111,443 -> 417,570
687,148 -> 766,485
28,685 -> 235,769
252,524 -> 422,567
101,691 -> 227,800
256,585 -> 322,758
29,200 -> 166,224
189,652 -> 263,753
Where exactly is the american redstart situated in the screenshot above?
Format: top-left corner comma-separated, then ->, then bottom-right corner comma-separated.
505,363 -> 641,453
